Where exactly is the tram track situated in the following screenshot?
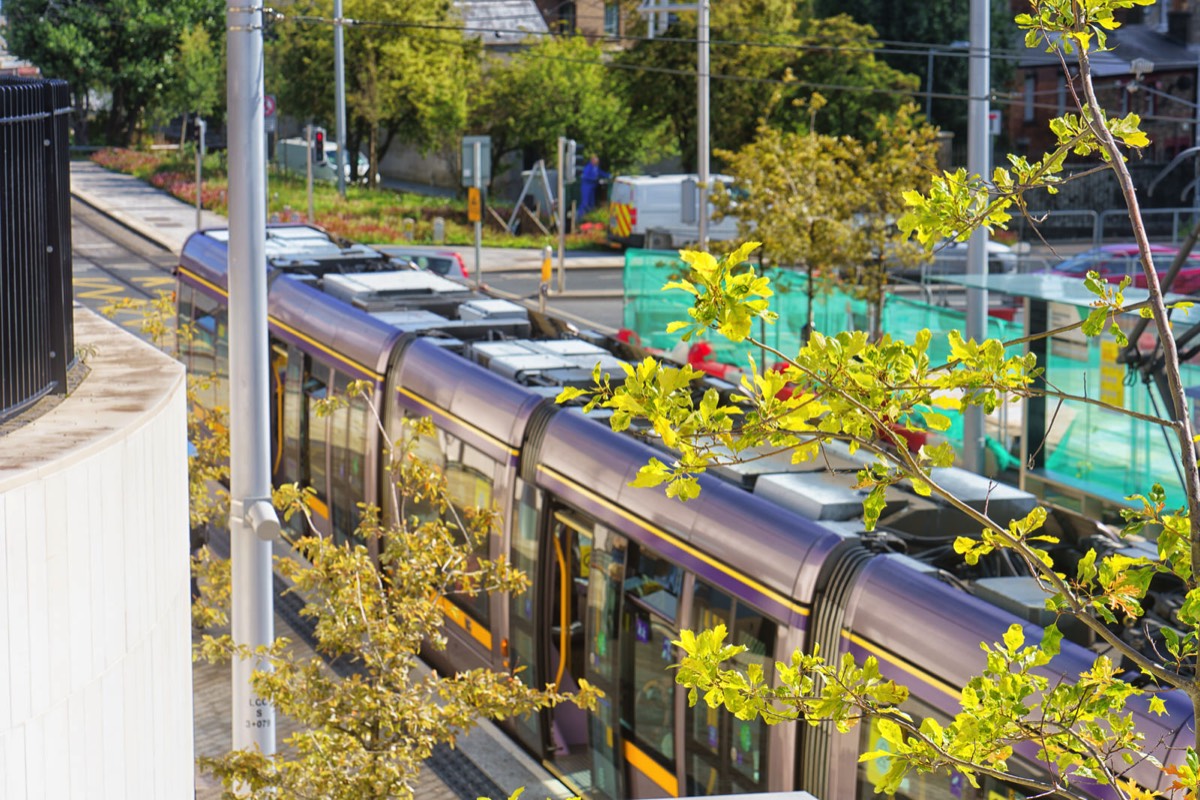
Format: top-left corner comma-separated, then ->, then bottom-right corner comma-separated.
71,198 -> 179,321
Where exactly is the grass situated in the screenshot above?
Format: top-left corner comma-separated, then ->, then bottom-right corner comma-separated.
89,147 -> 613,250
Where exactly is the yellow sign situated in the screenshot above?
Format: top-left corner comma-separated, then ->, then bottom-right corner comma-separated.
467,187 -> 482,222
1100,339 -> 1125,407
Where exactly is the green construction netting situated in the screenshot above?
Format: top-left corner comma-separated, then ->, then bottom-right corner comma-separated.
624,249 -> 1193,510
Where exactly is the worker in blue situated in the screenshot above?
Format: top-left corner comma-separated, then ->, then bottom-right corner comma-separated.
579,155 -> 610,218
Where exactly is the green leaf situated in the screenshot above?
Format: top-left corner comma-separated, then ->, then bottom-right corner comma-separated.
1041,623 -> 1063,658
920,410 -> 952,432
1002,624 -> 1024,655
555,386 -> 589,404
862,484 -> 888,531
665,320 -> 690,334
1149,695 -> 1167,716
629,459 -> 670,488
1082,307 -> 1108,337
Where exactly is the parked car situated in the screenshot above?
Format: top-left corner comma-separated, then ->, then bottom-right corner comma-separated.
375,245 -> 469,280
892,239 -> 1019,281
1051,243 -> 1200,294
276,137 -> 375,184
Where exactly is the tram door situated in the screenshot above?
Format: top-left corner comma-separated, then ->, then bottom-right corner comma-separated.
544,510 -> 624,800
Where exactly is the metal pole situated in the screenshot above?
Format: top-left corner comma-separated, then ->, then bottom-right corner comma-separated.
925,49 -> 935,120
697,0 -> 710,248
540,245 -> 552,313
334,0 -> 347,197
195,117 -> 206,230
473,140 -> 482,285
305,123 -> 315,223
964,0 -> 990,473
226,0 -> 281,756
557,136 -> 566,293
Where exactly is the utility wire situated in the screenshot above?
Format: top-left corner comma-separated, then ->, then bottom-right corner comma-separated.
271,11 -> 1039,64
267,10 -> 1199,123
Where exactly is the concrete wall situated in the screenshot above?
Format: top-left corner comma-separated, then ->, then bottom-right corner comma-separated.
0,308 -> 193,799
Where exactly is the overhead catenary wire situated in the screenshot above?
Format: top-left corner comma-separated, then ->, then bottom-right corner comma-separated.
265,9 -> 1199,124
269,10 -> 1039,64
267,10 -> 988,105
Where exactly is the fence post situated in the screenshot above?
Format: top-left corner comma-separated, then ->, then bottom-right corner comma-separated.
0,77 -> 74,422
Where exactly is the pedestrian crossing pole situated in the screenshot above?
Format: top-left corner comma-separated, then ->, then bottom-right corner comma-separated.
227,0 -> 281,757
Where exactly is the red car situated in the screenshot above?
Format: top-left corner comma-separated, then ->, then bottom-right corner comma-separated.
1052,243 -> 1200,294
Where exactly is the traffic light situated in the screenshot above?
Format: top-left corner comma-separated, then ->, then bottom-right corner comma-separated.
312,128 -> 326,164
563,139 -> 577,183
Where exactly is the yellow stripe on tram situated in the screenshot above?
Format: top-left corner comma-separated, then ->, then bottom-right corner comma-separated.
624,741 -> 679,797
177,266 -> 383,382
178,266 -> 225,297
436,595 -> 493,650
307,494 -> 330,520
844,631 -> 959,700
538,465 -> 808,619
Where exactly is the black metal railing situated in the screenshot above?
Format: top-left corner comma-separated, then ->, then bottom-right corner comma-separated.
0,77 -> 74,422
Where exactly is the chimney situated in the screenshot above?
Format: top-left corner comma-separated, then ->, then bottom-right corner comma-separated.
1168,9 -> 1193,43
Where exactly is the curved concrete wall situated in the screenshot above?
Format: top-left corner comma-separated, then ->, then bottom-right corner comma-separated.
0,309 -> 193,799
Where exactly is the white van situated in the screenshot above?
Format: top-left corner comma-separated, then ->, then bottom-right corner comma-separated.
607,174 -> 740,249
276,137 -> 373,184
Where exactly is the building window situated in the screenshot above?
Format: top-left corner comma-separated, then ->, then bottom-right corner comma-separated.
1024,73 -> 1036,122
604,2 -> 619,36
1057,75 -> 1067,115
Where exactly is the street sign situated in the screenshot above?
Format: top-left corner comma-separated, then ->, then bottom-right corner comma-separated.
988,109 -> 1001,136
462,135 -> 492,187
467,187 -> 482,222
264,94 -> 277,133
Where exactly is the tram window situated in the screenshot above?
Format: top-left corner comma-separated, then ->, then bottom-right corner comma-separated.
281,347 -> 304,493
270,344 -> 288,481
305,363 -> 331,507
856,702 -> 1034,800
622,547 -> 682,767
184,289 -> 221,408
586,535 -> 625,686
329,372 -> 368,545
728,602 -> 774,788
508,485 -> 542,751
623,548 -> 682,621
212,304 -> 230,408
410,425 -> 496,627
685,581 -> 776,795
177,286 -> 195,368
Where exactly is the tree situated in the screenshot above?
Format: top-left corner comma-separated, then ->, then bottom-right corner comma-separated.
193,397 -> 595,799
616,3 -> 919,170
470,35 -> 670,180
3,0 -> 223,144
713,101 -> 939,336
164,24 -> 225,148
564,1 -> 1200,797
812,0 -> 1017,138
269,0 -> 479,186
